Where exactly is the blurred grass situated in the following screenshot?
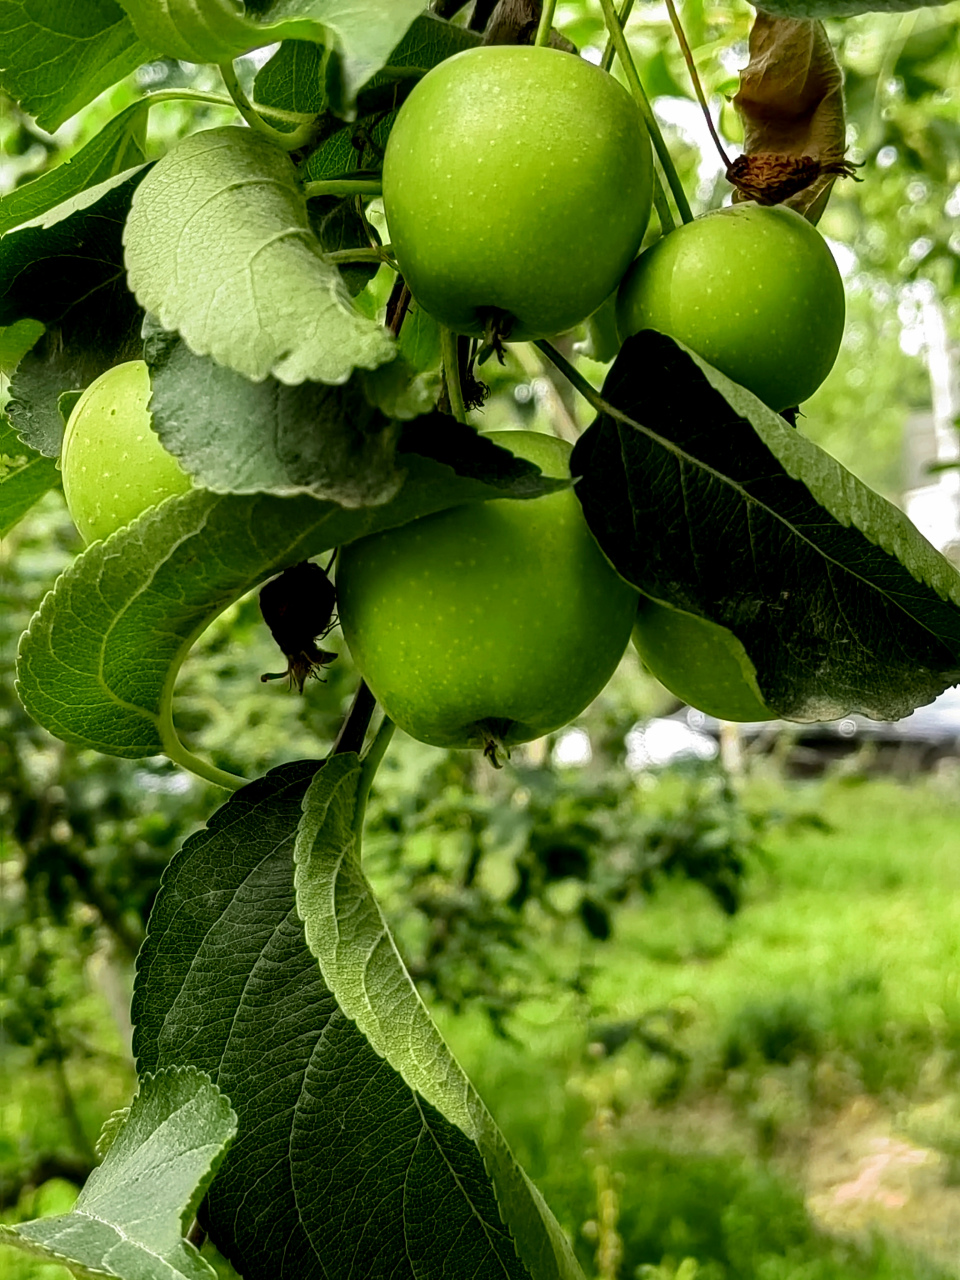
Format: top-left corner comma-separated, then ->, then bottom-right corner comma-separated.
7,770 -> 960,1277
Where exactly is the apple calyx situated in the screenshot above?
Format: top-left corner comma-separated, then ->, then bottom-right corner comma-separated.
478,718 -> 513,769
726,152 -> 861,206
478,310 -> 514,365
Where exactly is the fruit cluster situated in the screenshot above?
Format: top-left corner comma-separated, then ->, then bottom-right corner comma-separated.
62,44 -> 848,743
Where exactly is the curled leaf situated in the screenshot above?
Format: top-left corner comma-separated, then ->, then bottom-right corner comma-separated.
732,14 -> 853,220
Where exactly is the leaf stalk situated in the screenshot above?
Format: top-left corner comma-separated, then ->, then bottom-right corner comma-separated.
352,716 -> 396,838
303,179 -> 384,199
596,0 -> 693,225
218,61 -> 320,151
534,0 -> 559,47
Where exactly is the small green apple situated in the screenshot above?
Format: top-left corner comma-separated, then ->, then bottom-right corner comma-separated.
336,431 -> 638,756
632,595 -> 775,722
382,45 -> 653,343
616,202 -> 845,411
61,360 -> 192,544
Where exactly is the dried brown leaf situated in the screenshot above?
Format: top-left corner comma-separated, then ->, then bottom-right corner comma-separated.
731,14 -> 853,221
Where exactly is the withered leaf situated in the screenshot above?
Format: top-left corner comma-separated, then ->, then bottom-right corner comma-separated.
732,14 -> 853,221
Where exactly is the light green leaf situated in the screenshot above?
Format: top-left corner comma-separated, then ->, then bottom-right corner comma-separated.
0,316 -> 44,373
294,755 -> 585,1280
17,428 -> 562,759
0,1067 -> 236,1280
0,101 -> 149,238
0,0 -> 153,132
123,126 -> 394,385
0,411 -> 61,537
118,0 -> 424,109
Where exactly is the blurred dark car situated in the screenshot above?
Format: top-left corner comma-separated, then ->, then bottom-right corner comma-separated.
653,686 -> 960,775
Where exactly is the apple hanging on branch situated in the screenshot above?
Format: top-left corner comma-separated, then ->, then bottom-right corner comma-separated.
336,431 -> 639,765
60,360 -> 192,545
382,44 -> 654,349
616,202 -> 846,412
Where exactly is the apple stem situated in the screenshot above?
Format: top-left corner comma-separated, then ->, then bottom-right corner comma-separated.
219,60 -> 320,152
303,180 -> 384,200
441,326 -> 469,424
596,0 -> 694,226
534,0 -> 559,47
651,173 -> 676,235
663,0 -> 731,171
601,0 -> 635,73
332,680 -> 378,756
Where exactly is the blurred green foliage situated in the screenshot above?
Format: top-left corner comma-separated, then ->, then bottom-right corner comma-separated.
3,6 -> 960,1275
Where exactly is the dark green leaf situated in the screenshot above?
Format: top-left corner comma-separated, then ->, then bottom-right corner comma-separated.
145,332 -> 404,504
0,1067 -> 235,1280
16,430 -> 563,759
2,168 -> 148,455
0,100 -> 149,237
0,0 -> 153,131
571,331 -> 960,722
290,14 -> 480,184
307,195 -> 379,296
134,762 -> 534,1280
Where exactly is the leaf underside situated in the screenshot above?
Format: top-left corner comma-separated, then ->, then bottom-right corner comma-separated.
123,126 -> 394,386
0,1066 -> 236,1280
294,756 -> 586,1280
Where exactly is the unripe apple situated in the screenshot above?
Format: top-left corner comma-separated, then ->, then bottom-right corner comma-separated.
336,431 -> 638,757
632,596 -> 775,722
382,45 -> 653,343
616,203 -> 845,410
60,360 -> 191,544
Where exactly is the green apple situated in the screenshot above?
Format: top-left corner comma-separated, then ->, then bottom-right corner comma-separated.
632,595 -> 775,722
382,45 -> 653,344
616,202 -> 845,411
336,431 -> 638,757
61,360 -> 192,544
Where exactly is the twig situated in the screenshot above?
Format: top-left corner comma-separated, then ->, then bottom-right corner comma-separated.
663,0 -> 730,169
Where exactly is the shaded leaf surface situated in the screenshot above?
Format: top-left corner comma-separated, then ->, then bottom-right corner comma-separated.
0,1067 -> 236,1280
134,762 -> 531,1280
0,0 -> 153,131
119,0 -> 424,114
1,169 -> 147,455
280,15 -> 479,185
16,425 -> 563,759
145,330 -> 404,505
0,100 -> 149,237
123,127 -> 393,386
294,756 -> 586,1280
571,331 -> 960,722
